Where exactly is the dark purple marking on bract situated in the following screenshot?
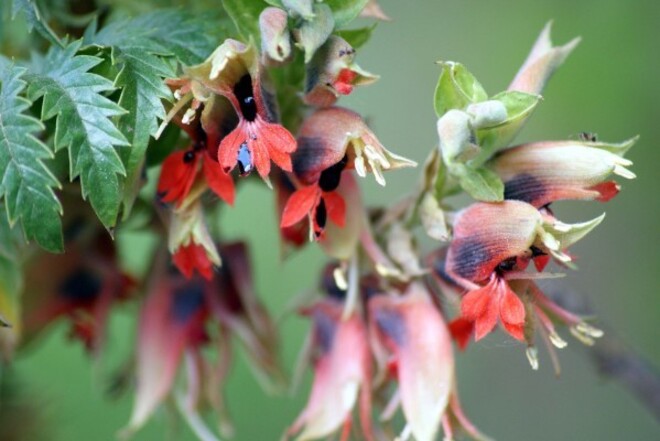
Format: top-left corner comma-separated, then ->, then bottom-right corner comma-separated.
292,136 -> 329,179
450,238 -> 493,281
503,173 -> 547,205
234,74 -> 257,122
59,268 -> 102,302
172,282 -> 205,323
375,308 -> 406,346
314,311 -> 337,354
432,257 -> 459,286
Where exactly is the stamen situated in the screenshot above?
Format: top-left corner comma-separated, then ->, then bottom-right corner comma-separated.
370,160 -> 386,186
526,346 -> 539,370
576,322 -> 604,338
353,144 -> 367,177
333,267 -> 348,291
549,331 -> 568,349
182,108 -> 196,125
570,326 -> 595,346
364,143 -> 391,169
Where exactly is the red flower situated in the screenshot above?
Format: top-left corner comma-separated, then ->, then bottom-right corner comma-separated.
158,149 -> 234,208
280,183 -> 346,239
303,36 -> 378,107
22,234 -> 134,354
288,299 -> 373,441
168,201 -> 221,280
216,73 -> 297,178
125,242 -> 281,436
172,243 -> 215,280
369,284 -> 453,441
443,200 -> 605,348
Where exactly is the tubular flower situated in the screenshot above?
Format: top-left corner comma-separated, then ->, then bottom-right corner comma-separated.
183,39 -> 297,179
281,154 -> 348,239
490,138 -> 636,208
368,284 -> 453,441
304,36 -> 378,107
274,169 -> 309,250
157,144 -> 235,209
21,234 -> 133,353
288,298 -> 373,441
169,201 -> 220,280
208,242 -> 284,389
259,7 -> 292,66
444,200 -> 603,343
125,272 -> 209,435
293,107 -> 416,187
125,242 -> 281,437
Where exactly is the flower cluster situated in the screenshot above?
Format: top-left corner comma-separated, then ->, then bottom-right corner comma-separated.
0,3 -> 639,441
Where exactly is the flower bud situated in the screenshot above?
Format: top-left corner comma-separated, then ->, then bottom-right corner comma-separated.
259,7 -> 292,66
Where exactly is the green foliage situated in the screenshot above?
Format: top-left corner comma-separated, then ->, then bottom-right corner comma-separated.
453,164 -> 504,202
0,57 -> 63,252
336,24 -> 377,49
0,202 -> 23,327
222,0 -> 268,41
326,0 -> 369,28
85,10 -> 226,216
25,40 -> 129,229
9,0 -> 62,46
474,91 -> 541,164
299,3 -> 334,62
434,61 -> 488,117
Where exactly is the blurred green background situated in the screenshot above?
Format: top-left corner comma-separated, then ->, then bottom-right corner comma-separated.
6,0 -> 660,440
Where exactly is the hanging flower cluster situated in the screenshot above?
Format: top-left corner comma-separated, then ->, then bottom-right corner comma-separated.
0,2 -> 638,441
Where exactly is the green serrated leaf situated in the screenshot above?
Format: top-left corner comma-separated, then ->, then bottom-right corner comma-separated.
326,0 -> 369,28
454,164 -> 504,202
474,91 -> 542,163
85,10 -> 226,217
434,61 -> 488,117
0,57 -> 63,252
25,40 -> 128,228
222,0 -> 268,41
336,24 -> 376,49
10,0 -> 62,46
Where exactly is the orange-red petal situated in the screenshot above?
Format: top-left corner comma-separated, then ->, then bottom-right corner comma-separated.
280,185 -> 320,228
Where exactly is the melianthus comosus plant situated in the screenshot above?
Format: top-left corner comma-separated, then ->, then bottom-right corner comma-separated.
0,1 -> 639,440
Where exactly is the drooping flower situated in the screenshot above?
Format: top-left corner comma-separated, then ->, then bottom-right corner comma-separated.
280,155 -> 348,239
444,200 -> 603,343
207,242 -> 284,389
21,234 -> 134,354
124,271 -> 209,435
368,284 -> 453,441
259,7 -> 292,66
158,146 -> 235,208
125,241 -> 281,437
304,36 -> 378,107
490,138 -> 636,208
183,39 -> 297,179
274,169 -> 309,250
288,298 -> 373,441
168,201 -> 220,280
292,107 -> 416,187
